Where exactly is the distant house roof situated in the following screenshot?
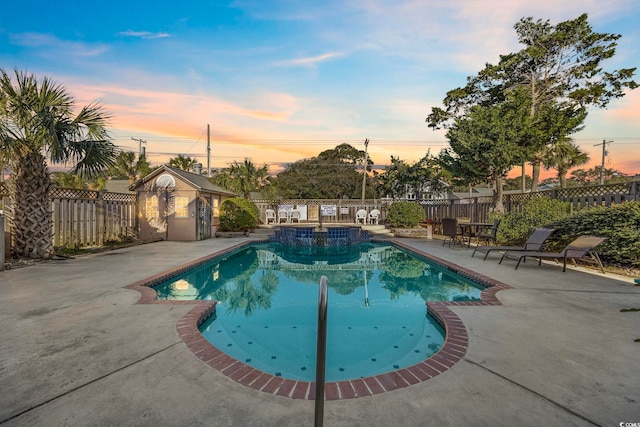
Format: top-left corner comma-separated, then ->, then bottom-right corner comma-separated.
449,187 -> 494,199
104,180 -> 134,194
130,165 -> 236,196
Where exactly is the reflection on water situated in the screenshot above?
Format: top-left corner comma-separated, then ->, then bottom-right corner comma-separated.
153,242 -> 483,313
153,242 -> 483,381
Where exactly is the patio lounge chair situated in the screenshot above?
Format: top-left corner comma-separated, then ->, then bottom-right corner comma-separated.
473,227 -> 555,260
278,209 -> 290,223
502,235 -> 607,273
368,209 -> 381,224
442,218 -> 464,247
265,209 -> 276,224
355,209 -> 367,224
290,209 -> 301,223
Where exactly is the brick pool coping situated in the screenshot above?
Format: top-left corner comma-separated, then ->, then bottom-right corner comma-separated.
125,238 -> 511,400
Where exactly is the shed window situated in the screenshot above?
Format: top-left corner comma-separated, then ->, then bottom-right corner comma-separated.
175,196 -> 189,218
146,195 -> 159,219
213,197 -> 220,217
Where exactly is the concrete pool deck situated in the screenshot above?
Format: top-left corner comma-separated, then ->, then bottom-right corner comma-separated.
1,236 -> 639,426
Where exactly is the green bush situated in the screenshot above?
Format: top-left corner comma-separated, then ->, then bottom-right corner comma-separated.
388,201 -> 426,228
497,196 -> 572,245
546,201 -> 640,267
219,198 -> 259,231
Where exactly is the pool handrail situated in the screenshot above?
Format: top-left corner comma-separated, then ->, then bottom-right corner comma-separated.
315,276 -> 328,427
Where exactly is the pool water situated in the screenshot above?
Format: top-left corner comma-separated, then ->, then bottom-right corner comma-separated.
153,242 -> 483,381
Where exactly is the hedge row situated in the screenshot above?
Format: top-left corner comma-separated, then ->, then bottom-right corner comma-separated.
496,198 -> 640,267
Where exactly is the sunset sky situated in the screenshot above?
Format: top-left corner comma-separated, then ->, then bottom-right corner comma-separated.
1,0 -> 639,179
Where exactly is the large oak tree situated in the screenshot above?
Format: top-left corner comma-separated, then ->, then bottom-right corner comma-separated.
427,14 -> 637,191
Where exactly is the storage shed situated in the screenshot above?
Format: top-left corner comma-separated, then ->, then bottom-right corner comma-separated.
130,165 -> 236,241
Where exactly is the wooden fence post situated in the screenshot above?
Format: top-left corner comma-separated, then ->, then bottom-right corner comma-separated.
0,214 -> 5,270
97,191 -> 105,246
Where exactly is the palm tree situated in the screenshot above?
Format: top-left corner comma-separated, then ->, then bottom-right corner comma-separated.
229,158 -> 269,198
0,69 -> 116,259
211,158 -> 270,198
168,154 -> 198,171
109,151 -> 152,184
543,140 -> 589,188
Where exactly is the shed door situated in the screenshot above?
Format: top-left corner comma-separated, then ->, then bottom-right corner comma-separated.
197,196 -> 212,240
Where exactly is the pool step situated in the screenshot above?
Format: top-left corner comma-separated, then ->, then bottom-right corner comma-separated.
361,224 -> 393,237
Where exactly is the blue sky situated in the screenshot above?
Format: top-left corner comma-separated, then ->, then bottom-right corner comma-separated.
1,0 -> 639,177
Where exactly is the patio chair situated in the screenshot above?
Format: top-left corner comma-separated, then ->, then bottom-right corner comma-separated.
278,209 -> 290,224
442,218 -> 464,247
265,209 -> 276,224
368,209 -> 381,225
355,209 -> 367,224
457,216 -> 470,224
502,235 -> 607,273
473,227 -> 555,260
290,209 -> 301,223
474,219 -> 501,246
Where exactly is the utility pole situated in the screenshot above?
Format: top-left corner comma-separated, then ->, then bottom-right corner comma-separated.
131,137 -> 146,157
207,124 -> 211,177
360,138 -> 370,203
593,140 -> 612,185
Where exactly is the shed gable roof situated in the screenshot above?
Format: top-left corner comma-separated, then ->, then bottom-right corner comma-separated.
130,165 -> 236,196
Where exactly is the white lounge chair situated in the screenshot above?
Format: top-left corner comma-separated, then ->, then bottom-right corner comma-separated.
290,209 -> 301,223
355,209 -> 367,224
265,209 -> 276,224
278,209 -> 290,223
368,209 -> 380,224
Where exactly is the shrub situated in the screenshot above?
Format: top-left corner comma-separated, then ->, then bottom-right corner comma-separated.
219,198 -> 258,231
546,201 -> 640,267
497,196 -> 572,245
388,201 -> 426,228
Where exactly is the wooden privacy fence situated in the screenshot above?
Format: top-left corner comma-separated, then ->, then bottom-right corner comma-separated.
419,181 -> 639,223
49,188 -> 136,247
0,183 -> 136,250
1,180 -> 637,251
253,182 -> 638,226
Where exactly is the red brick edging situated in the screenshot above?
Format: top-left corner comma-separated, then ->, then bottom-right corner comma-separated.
126,239 -> 511,400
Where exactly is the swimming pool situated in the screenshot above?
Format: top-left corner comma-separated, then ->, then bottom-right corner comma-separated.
152,242 -> 485,382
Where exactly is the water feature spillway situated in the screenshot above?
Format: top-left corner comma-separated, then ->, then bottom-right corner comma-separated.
270,226 -> 370,247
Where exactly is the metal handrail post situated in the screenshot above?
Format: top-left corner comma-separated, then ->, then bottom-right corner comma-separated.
314,276 -> 328,427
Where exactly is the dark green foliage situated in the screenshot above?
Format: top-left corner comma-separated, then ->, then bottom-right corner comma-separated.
427,14 -> 637,193
546,201 -> 640,267
388,201 -> 426,228
274,143 -> 374,199
219,198 -> 259,231
384,252 -> 425,279
497,196 -> 572,244
377,151 -> 447,200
